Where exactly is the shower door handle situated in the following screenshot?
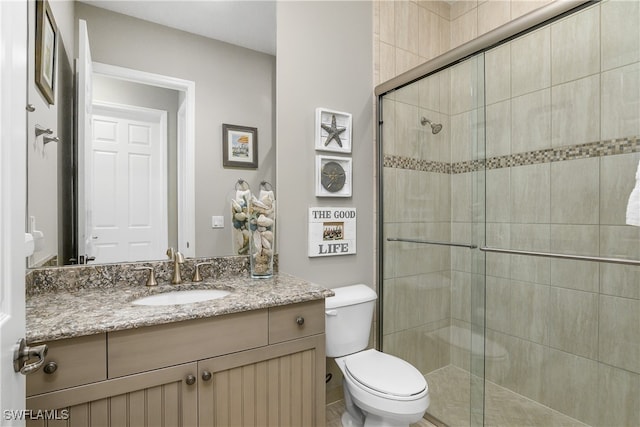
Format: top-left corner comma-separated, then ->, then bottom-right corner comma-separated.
479,247 -> 640,266
387,238 -> 477,249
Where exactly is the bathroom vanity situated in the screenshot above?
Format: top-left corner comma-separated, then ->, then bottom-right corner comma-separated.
24,264 -> 332,427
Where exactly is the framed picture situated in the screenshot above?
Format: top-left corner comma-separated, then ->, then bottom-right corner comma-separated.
222,124 -> 258,169
316,155 -> 352,198
35,0 -> 58,105
315,108 -> 352,153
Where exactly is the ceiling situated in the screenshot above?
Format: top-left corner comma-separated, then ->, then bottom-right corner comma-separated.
80,1 -> 277,55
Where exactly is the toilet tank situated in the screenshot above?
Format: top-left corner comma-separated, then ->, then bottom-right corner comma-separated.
325,284 -> 377,357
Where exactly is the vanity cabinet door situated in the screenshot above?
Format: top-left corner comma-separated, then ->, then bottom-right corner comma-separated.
26,362 -> 198,427
198,334 -> 326,427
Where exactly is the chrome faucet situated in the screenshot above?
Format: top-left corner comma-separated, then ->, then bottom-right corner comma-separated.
166,247 -> 185,284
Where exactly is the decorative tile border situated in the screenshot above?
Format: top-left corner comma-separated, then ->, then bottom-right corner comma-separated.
384,136 -> 640,174
383,154 -> 450,173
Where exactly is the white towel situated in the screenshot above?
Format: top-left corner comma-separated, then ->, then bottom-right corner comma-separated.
626,160 -> 640,226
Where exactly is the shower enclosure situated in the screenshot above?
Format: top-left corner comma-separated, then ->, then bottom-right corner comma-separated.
377,2 -> 639,426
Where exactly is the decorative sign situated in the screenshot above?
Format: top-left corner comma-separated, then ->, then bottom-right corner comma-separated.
308,207 -> 356,257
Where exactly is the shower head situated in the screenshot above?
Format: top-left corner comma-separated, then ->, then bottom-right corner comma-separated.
421,117 -> 443,134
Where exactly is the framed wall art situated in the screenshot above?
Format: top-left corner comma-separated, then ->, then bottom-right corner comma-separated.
316,155 -> 352,197
315,108 -> 352,153
35,0 -> 58,105
222,124 -> 258,169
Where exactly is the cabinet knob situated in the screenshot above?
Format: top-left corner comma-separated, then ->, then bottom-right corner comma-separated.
296,316 -> 305,326
202,370 -> 212,381
43,361 -> 58,375
185,374 -> 196,386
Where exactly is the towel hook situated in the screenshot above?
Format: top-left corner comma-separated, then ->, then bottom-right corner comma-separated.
34,124 -> 53,137
43,135 -> 60,145
235,179 -> 250,191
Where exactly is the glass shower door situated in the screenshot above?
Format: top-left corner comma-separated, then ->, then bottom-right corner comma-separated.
379,52 -> 487,427
481,2 -> 640,426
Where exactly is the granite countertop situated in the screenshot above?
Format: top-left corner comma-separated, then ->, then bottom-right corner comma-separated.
26,272 -> 333,343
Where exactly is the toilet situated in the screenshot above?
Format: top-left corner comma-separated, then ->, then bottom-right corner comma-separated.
326,284 -> 430,427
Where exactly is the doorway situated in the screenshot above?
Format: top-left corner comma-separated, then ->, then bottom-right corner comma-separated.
86,102 -> 168,263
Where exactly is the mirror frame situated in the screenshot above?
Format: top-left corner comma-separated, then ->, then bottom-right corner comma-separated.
92,62 -> 195,257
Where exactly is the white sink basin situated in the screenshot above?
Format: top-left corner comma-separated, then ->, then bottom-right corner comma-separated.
132,289 -> 231,306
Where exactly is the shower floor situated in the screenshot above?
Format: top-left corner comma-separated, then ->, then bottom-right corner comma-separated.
425,365 -> 589,427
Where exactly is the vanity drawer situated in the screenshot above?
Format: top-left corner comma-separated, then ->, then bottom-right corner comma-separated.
269,299 -> 325,344
108,309 -> 269,378
27,334 -> 107,397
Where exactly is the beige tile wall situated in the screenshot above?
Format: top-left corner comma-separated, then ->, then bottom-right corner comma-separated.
381,78 -> 453,375
481,2 -> 640,426
378,1 -> 640,426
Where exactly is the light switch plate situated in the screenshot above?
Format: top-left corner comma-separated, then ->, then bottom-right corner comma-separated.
211,216 -> 224,228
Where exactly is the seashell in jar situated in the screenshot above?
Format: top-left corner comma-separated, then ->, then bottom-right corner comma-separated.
257,215 -> 274,228
261,236 -> 271,250
235,230 -> 244,249
234,212 -> 247,222
253,230 -> 262,251
252,199 -> 269,210
231,199 -> 243,213
262,230 -> 274,243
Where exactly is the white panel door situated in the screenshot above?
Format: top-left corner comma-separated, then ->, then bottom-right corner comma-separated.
89,103 -> 168,263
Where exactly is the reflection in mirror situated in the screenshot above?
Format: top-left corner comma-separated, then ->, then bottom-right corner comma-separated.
27,1 -> 276,268
80,65 -> 193,265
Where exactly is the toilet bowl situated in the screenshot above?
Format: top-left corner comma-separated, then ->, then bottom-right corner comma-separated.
336,349 -> 430,427
326,285 -> 430,427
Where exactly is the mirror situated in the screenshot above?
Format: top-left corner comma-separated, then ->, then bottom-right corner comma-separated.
26,0 -> 276,268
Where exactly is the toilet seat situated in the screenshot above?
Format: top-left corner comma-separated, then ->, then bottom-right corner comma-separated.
344,349 -> 427,399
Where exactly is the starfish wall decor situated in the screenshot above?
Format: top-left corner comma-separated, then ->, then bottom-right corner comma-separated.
321,114 -> 347,147
315,108 -> 352,153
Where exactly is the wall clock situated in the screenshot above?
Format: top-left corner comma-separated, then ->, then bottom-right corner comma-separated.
316,155 -> 352,197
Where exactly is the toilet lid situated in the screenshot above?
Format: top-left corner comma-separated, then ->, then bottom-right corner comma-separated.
345,350 -> 427,397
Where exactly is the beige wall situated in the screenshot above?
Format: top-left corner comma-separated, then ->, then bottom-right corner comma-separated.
75,3 -> 276,258
276,1 -> 374,403
276,1 -> 374,287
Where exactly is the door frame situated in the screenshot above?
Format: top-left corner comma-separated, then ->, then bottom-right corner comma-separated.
92,62 -> 195,257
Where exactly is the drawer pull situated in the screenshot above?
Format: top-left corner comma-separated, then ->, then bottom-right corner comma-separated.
202,370 -> 212,381
296,316 -> 305,326
185,374 -> 196,386
43,361 -> 58,375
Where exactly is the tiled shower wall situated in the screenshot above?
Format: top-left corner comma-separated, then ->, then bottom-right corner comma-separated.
382,64 -> 454,375
381,1 -> 639,426
373,0 -> 554,86
480,3 -> 640,426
